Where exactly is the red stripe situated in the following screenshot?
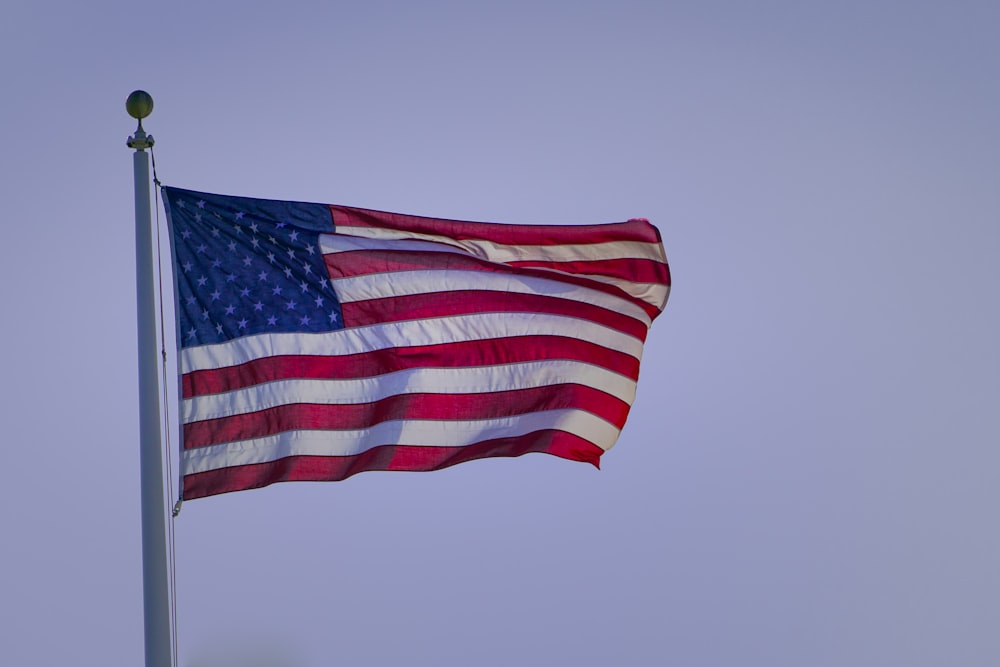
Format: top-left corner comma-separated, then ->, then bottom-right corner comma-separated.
509,257 -> 671,286
182,335 -> 640,399
330,206 -> 661,245
327,248 -> 667,284
183,431 -> 604,499
325,249 -> 663,319
184,384 -> 630,449
340,291 -> 649,341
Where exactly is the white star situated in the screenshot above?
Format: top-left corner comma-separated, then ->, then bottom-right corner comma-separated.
186,327 -> 196,339
177,200 -> 186,209
276,221 -> 287,229
329,310 -> 339,323
285,299 -> 297,310
253,301 -> 264,312
211,259 -> 222,269
194,213 -> 202,222
268,235 -> 277,244
185,295 -> 196,306
299,314 -> 311,325
216,323 -> 224,335
300,281 -> 310,293
283,267 -> 293,278
267,315 -> 278,326
286,248 -> 296,260
289,230 -> 299,242
181,229 -> 192,239
250,222 -> 259,233
240,287 -> 250,298
258,270 -> 269,282
235,211 -> 245,220
314,296 -> 325,307
251,237 -> 260,249
238,318 -> 248,329
202,309 -> 210,320
233,224 -> 243,235
320,278 -> 330,290
267,252 -> 276,264
226,273 -> 237,283
242,256 -> 252,267
197,200 -> 206,209
227,241 -> 237,253
210,289 -> 222,301
302,263 -> 312,275
196,275 -> 208,287
272,285 -> 283,296
225,304 -> 236,316
210,227 -> 221,238
196,244 -> 207,254
305,243 -> 315,255
182,261 -> 193,273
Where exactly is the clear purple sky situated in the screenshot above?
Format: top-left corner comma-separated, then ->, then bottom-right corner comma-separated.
2,2 -> 999,665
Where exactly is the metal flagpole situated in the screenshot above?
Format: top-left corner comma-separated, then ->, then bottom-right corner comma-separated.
127,90 -> 174,667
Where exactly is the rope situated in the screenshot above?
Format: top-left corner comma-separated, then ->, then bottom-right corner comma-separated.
150,150 -> 180,667
150,146 -> 162,189
151,148 -> 184,513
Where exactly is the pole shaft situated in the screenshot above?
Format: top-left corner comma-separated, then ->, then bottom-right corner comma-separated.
133,148 -> 173,667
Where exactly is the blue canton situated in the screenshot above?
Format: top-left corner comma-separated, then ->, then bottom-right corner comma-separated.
164,187 -> 344,349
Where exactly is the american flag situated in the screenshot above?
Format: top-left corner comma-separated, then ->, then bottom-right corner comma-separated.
163,187 -> 671,499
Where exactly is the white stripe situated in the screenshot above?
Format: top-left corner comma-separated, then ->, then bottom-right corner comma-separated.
180,312 -> 644,374
554,273 -> 669,311
322,228 -> 667,266
322,231 -> 667,310
182,408 -> 623,474
331,268 -> 652,327
320,234 -> 473,257
524,274 -> 667,311
183,359 -> 637,423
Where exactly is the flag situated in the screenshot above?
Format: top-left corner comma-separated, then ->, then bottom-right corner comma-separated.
162,187 -> 671,499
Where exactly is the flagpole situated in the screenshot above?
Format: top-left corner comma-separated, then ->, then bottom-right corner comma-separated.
127,90 -> 174,667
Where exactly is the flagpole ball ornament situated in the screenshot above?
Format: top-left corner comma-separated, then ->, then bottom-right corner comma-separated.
126,90 -> 155,150
126,90 -> 154,119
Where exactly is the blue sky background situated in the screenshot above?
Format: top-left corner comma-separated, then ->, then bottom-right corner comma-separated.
2,2 -> 998,665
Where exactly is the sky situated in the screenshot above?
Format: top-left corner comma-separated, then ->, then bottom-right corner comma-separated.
2,1 -> 999,665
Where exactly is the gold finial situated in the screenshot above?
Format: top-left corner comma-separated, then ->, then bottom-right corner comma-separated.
126,90 -> 154,120
126,90 -> 155,150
